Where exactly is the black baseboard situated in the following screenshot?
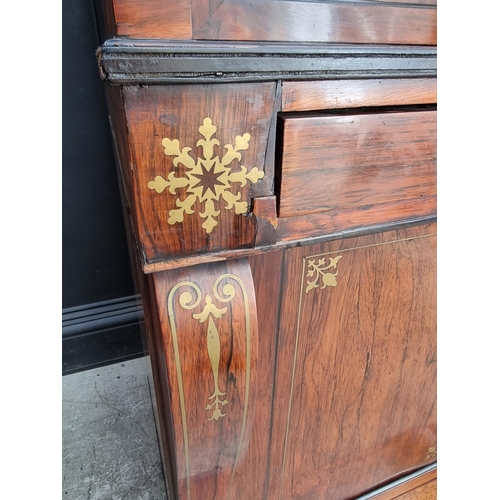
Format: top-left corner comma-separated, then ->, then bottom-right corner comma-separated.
62,295 -> 146,375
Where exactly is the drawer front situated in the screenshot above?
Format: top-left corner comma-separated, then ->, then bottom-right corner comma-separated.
277,108 -> 436,236
281,79 -> 437,113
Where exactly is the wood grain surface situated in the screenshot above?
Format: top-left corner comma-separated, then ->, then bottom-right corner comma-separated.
247,250 -> 285,499
391,479 -> 436,500
100,3 -> 439,499
268,222 -> 437,500
113,0 -> 192,39
110,0 -> 436,45
277,108 -> 436,240
121,83 -> 276,264
146,253 -> 286,499
279,108 -> 436,218
277,199 -> 436,243
150,259 -> 260,500
137,223 -> 437,499
193,0 -> 436,45
281,79 -> 437,113
253,196 -> 278,247
106,84 -> 186,498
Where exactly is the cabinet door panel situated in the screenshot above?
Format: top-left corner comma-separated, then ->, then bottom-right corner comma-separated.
268,222 -> 437,500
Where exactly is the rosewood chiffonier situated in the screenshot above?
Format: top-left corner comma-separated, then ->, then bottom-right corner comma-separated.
95,1 -> 437,498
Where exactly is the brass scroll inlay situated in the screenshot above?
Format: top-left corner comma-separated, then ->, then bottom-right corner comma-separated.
193,296 -> 229,421
167,282 -> 201,500
305,255 -> 342,294
167,273 -> 253,500
426,445 -> 437,460
148,117 -> 264,234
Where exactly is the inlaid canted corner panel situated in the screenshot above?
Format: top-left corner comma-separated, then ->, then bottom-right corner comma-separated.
151,259 -> 258,500
122,83 -> 277,263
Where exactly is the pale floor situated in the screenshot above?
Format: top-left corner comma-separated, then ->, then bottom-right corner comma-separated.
62,357 -> 168,500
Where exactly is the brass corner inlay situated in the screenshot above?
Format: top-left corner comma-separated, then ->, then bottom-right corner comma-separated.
426,445 -> 437,460
305,255 -> 342,294
148,117 -> 264,234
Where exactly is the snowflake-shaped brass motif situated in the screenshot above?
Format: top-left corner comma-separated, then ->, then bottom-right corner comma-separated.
147,117 -> 264,234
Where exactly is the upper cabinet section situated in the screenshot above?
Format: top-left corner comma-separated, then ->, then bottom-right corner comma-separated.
97,0 -> 436,46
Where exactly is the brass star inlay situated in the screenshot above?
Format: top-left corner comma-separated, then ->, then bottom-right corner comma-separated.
191,163 -> 226,199
147,117 -> 264,234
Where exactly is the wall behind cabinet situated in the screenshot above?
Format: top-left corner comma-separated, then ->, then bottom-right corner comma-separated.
62,0 -> 144,374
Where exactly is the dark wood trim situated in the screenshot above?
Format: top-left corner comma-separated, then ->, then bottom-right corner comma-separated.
142,217 -> 436,273
251,82 -> 283,197
98,40 -> 436,84
62,295 -> 146,375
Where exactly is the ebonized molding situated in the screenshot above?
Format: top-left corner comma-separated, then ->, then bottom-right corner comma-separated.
62,295 -> 145,375
98,40 -> 437,84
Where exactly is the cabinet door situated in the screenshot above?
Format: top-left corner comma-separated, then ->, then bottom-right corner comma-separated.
267,222 -> 437,500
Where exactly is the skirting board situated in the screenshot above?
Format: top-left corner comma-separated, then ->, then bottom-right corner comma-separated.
62,295 -> 146,375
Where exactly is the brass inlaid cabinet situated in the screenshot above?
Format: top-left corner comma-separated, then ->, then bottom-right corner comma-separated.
96,1 -> 437,498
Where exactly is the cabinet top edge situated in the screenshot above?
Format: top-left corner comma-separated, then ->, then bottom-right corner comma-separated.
98,40 -> 436,85
100,38 -> 437,56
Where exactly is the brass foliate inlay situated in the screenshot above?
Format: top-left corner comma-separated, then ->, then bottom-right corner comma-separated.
305,255 -> 342,294
426,445 -> 437,460
193,296 -> 229,421
148,117 -> 264,234
167,273 -> 252,500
